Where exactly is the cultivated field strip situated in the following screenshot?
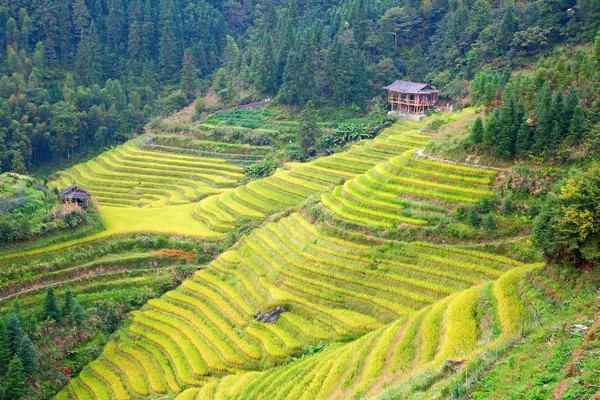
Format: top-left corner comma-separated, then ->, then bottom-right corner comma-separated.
54,143 -> 245,207
322,149 -> 497,229
60,212 -> 521,398
190,120 -> 428,230
171,265 -> 539,400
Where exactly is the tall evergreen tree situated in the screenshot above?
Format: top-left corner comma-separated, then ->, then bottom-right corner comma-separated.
4,356 -> 26,399
471,117 -> 484,145
6,313 -> 23,357
75,21 -> 102,86
158,0 -> 180,82
18,334 -> 37,378
42,287 -> 61,324
549,91 -> 565,149
495,90 -> 517,157
254,34 -> 277,95
72,301 -> 85,329
483,110 -> 498,146
0,317 -> 10,376
533,83 -> 553,153
72,0 -> 90,39
564,86 -> 579,123
180,48 -> 196,100
297,101 -> 320,158
567,105 -> 585,145
352,51 -> 369,106
515,119 -> 532,156
63,286 -> 74,317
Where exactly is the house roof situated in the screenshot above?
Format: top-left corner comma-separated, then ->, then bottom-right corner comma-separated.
383,80 -> 440,94
59,185 -> 90,198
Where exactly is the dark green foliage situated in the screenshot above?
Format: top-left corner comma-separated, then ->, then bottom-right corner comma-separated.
515,119 -> 532,156
0,317 -> 10,376
42,287 -> 61,324
479,198 -> 491,214
18,334 -> 37,377
483,111 -> 499,147
297,102 -> 320,158
501,196 -> 514,216
533,164 -> 600,266
180,49 -> 197,100
467,208 -> 482,228
483,214 -> 497,231
72,301 -> 85,329
63,287 -> 74,317
471,117 -> 484,144
6,313 -> 23,358
533,84 -> 553,154
567,106 -> 586,145
4,356 -> 26,399
245,159 -> 277,179
254,34 -> 277,95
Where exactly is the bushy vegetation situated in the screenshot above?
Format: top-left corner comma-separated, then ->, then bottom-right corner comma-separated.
0,173 -> 101,245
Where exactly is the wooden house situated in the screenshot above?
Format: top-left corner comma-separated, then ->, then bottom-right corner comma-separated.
59,185 -> 91,208
384,80 -> 440,115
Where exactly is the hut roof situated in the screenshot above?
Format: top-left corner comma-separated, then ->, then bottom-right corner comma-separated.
383,80 -> 440,94
59,185 -> 91,199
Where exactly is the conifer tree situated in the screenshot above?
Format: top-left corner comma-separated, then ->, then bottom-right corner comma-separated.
63,286 -> 74,318
549,91 -> 566,149
533,83 -> 553,153
72,301 -> 85,329
159,1 -> 180,82
254,34 -> 277,95
352,52 -> 369,106
75,21 -> 102,86
479,197 -> 491,214
567,105 -> 585,145
5,356 -> 26,398
564,86 -> 579,123
483,110 -> 498,146
467,208 -> 482,228
72,0 -> 91,39
470,117 -> 484,144
11,151 -> 26,174
297,101 -> 320,158
495,91 -> 517,157
594,30 -> 600,63
501,196 -> 514,216
180,48 -> 196,100
483,214 -> 497,230
42,287 -> 61,324
0,317 -> 10,376
6,313 -> 23,357
515,119 -> 532,156
18,334 -> 37,378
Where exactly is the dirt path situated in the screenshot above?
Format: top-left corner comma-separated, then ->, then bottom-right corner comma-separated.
414,148 -> 508,171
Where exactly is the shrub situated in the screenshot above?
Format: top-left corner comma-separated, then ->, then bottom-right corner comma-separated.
483,214 -> 497,231
245,159 -> 277,179
467,208 -> 482,228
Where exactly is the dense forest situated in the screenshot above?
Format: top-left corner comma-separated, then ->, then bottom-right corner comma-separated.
1,0 -> 599,173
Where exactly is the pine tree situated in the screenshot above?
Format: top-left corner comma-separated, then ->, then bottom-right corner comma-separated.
297,101 -> 320,158
515,119 -> 532,156
495,91 -> 517,158
564,86 -> 579,124
63,286 -> 74,318
11,150 -> 26,174
180,49 -> 196,100
72,301 -> 85,329
42,287 -> 61,324
254,34 -> 277,95
549,91 -> 566,149
467,208 -> 482,228
75,21 -> 102,86
483,110 -> 498,146
352,51 -> 369,106
73,0 -> 91,39
567,105 -> 585,145
18,334 -> 37,378
159,0 -> 180,82
471,117 -> 484,144
533,83 -> 553,154
479,197 -> 491,214
483,214 -> 497,231
0,317 -> 10,376
594,30 -> 600,64
6,313 -> 23,357
5,356 -> 26,399
501,196 -> 514,216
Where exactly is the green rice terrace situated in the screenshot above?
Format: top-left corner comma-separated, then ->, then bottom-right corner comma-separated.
2,106 -> 598,400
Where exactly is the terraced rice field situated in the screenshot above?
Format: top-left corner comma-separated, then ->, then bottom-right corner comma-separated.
191,120 -> 428,232
59,212 -> 525,398
54,143 -> 245,208
169,265 -> 539,400
322,150 -> 497,229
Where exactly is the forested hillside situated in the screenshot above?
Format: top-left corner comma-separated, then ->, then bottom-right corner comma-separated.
1,0 -> 600,173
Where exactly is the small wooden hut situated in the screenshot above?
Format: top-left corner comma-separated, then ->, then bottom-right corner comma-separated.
384,80 -> 440,115
59,185 -> 91,208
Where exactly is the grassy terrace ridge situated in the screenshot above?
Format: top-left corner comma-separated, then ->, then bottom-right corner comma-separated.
169,265 -> 541,400
2,118 -> 426,262
321,149 -> 497,229
58,211 -> 527,398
